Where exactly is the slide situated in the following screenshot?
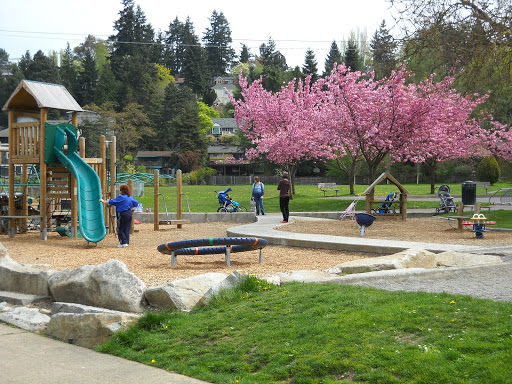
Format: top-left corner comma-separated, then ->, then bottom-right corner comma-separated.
52,124 -> 107,243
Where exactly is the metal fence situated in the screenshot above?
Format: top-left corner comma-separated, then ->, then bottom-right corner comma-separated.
208,175 -> 343,186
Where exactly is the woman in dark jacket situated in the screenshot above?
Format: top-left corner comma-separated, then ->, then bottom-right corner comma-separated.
277,172 -> 291,223
100,184 -> 139,247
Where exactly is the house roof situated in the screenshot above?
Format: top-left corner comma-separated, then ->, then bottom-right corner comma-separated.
136,151 -> 173,158
2,80 -> 83,112
211,118 -> 238,128
208,145 -> 242,154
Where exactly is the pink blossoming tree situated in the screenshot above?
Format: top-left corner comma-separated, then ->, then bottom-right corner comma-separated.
231,74 -> 336,194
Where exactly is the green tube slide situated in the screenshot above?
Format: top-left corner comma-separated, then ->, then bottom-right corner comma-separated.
52,125 -> 107,243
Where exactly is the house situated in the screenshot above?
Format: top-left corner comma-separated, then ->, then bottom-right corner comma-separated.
212,76 -> 236,107
135,151 -> 174,175
207,145 -> 246,176
209,118 -> 238,137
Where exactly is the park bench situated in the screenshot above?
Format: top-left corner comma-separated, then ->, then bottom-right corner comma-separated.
475,181 -> 491,194
318,183 -> 340,197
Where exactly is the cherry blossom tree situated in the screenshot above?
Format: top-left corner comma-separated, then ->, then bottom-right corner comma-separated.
321,64 -> 495,191
231,74 -> 335,194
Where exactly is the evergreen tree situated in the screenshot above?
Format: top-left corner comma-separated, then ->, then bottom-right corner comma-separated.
0,50 -> 24,127
203,10 -> 235,76
60,43 -> 77,94
259,37 -> 287,71
258,37 -> 288,92
23,50 -> 59,83
370,20 -> 397,80
164,17 -> 186,76
94,60 -> 118,106
110,0 -> 136,71
323,40 -> 342,76
343,36 -> 362,71
240,44 -> 250,63
302,48 -> 319,82
75,48 -> 97,106
181,18 -> 210,97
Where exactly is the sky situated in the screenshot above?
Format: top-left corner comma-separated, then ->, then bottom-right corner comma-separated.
0,0 -> 395,70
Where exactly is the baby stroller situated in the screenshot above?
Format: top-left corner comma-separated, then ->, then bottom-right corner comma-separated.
435,185 -> 456,213
215,188 -> 247,212
372,192 -> 397,214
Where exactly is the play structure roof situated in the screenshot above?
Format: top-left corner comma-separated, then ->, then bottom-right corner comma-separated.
363,172 -> 409,195
2,80 -> 83,112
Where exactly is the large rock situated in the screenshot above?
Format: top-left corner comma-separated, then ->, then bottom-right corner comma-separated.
327,249 -> 438,274
46,312 -> 139,348
145,272 -> 228,312
48,260 -> 146,313
263,270 -> 335,284
327,249 -> 503,275
0,251 -> 56,296
199,270 -> 246,305
0,303 -> 50,332
51,302 -> 143,317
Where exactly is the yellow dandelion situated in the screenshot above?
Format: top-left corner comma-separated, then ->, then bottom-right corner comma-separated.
450,300 -> 456,304
151,359 -> 155,363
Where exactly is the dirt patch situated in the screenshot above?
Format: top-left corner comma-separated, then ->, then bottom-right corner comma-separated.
280,217 -> 512,245
3,217 -> 508,288
1,223 -> 374,287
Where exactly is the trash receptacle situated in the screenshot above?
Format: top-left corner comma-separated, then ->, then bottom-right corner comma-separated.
461,180 -> 476,206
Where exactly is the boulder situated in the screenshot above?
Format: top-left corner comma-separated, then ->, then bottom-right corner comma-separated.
145,272 -> 227,312
434,251 -> 502,267
327,249 -> 438,274
199,270 -> 246,305
0,304 -> 51,332
264,270 -> 335,283
48,260 -> 146,313
0,253 -> 56,296
46,312 -> 139,349
51,302 -> 142,317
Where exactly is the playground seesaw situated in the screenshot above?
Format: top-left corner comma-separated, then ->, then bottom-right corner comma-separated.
157,237 -> 268,267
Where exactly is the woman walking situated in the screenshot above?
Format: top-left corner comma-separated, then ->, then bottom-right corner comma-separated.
277,172 -> 291,223
251,176 -> 265,215
100,184 -> 139,247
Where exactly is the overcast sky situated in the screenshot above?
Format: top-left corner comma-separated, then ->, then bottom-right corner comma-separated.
0,0 -> 395,69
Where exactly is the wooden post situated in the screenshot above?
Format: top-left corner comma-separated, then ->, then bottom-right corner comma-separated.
99,136 -> 107,230
401,193 -> 407,220
8,110 -> 15,237
176,169 -> 183,229
457,202 -> 464,230
128,179 -> 134,234
39,108 -> 48,240
109,136 -> 116,234
154,170 -> 159,231
474,203 -> 480,214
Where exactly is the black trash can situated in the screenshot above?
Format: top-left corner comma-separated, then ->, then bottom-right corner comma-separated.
461,180 -> 476,206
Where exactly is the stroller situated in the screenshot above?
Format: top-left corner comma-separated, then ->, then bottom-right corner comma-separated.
215,188 -> 248,212
435,185 -> 456,213
373,192 -> 397,214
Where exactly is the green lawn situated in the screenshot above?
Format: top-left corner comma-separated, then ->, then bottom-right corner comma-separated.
98,276 -> 512,384
136,182 -> 512,228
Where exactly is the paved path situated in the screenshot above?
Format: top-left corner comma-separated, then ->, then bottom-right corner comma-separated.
0,323 -> 209,384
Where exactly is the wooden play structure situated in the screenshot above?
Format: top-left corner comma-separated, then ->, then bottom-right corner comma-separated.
1,80 -> 117,241
153,169 -> 191,230
363,172 -> 409,220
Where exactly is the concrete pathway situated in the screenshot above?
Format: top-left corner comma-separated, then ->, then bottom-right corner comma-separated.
0,323 -> 209,384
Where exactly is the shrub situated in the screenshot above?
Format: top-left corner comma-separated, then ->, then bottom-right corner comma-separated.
190,167 -> 217,185
477,156 -> 500,185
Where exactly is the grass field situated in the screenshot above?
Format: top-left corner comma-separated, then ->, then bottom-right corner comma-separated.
135,182 -> 512,228
98,276 -> 512,384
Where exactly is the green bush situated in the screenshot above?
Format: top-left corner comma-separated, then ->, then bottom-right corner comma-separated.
477,155 -> 500,185
190,167 -> 217,185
